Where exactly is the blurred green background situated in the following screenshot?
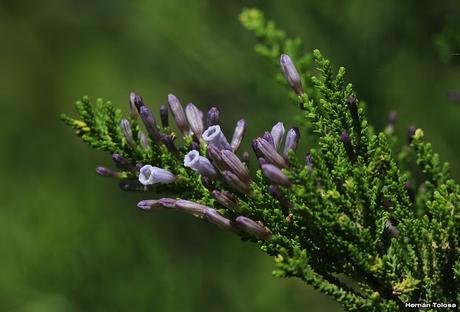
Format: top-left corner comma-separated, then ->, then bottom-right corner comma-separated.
0,0 -> 459,311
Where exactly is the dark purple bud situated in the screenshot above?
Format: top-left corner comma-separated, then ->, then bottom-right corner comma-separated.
223,170 -> 250,194
158,198 -> 176,208
137,199 -> 161,210
112,153 -> 137,171
120,118 -> 137,150
407,125 -> 416,144
139,106 -> 162,145
261,164 -> 291,187
189,140 -> 200,151
405,181 -> 415,203
235,216 -> 272,239
385,220 -> 400,238
212,190 -> 238,211
231,119 -> 246,151
129,92 -> 139,119
184,150 -> 218,178
221,149 -> 251,182
175,199 -> 209,218
280,54 -> 303,96
139,131 -> 149,150
255,138 -> 288,169
160,105 -> 169,128
340,132 -> 357,163
203,125 -> 231,150
204,208 -> 232,230
132,93 -> 145,111
242,151 -> 250,165
168,94 -> 191,136
283,127 -> 300,158
185,103 -> 204,139
305,153 -> 313,170
252,139 -> 263,159
347,94 -> 359,122
269,185 -> 292,209
96,166 -> 126,179
262,131 -> 275,147
207,144 -> 228,172
161,134 -> 178,155
271,122 -> 285,150
119,181 -> 149,192
207,107 -> 220,127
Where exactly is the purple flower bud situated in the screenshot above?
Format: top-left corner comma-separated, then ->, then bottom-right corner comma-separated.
175,199 -> 208,217
223,170 -> 250,194
385,220 -> 400,238
271,122 -> 285,150
261,164 -> 291,187
139,106 -> 162,145
212,190 -> 238,211
207,107 -> 220,127
160,134 -> 178,155
242,152 -> 250,165
137,199 -> 161,210
139,131 -> 149,150
252,139 -> 263,158
255,138 -> 288,169
347,94 -> 359,123
207,144 -> 228,171
138,165 -> 177,185
235,216 -> 272,239
129,92 -> 139,119
204,208 -> 232,230
262,131 -> 275,147
112,153 -> 137,171
306,153 -> 313,170
280,54 -> 303,96
221,149 -> 251,182
132,93 -> 144,111
96,166 -> 126,179
340,132 -> 357,163
159,198 -> 176,208
185,103 -> 204,139
407,125 -> 416,144
159,105 -> 169,128
120,118 -> 137,150
168,94 -> 191,136
231,119 -> 246,151
119,181 -> 149,192
269,185 -> 292,209
189,140 -> 200,151
184,150 -> 218,178
283,127 -> 300,158
202,125 -> 231,150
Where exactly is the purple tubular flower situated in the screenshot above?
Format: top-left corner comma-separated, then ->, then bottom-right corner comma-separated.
407,125 -> 416,144
132,93 -> 145,111
96,166 -> 126,179
139,106 -> 162,145
340,132 -> 357,163
175,199 -> 209,218
168,94 -> 191,136
160,134 -> 178,155
129,92 -> 138,119
235,216 -> 272,239
137,199 -> 161,210
138,165 -> 177,185
230,119 -> 246,151
223,170 -> 250,194
202,125 -> 232,150
270,122 -> 285,150
385,220 -> 400,238
185,103 -> 204,139
261,164 -> 292,187
160,105 -> 169,128
207,107 -> 220,127
283,127 -> 300,158
204,209 -> 232,230
269,185 -> 292,209
207,144 -> 228,171
184,150 -> 217,178
120,118 -> 137,150
280,54 -> 303,96
212,190 -> 238,211
139,131 -> 149,150
221,149 -> 251,182
158,198 -> 176,208
119,181 -> 149,192
255,138 -> 288,169
262,131 -> 275,147
112,153 -> 137,171
306,153 -> 313,170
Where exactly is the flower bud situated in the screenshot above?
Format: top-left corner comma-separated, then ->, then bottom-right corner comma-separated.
258,157 -> 267,167
175,199 -> 209,217
262,131 -> 275,147
207,144 -> 228,171
235,216 -> 272,239
261,164 -> 291,187
385,220 -> 400,238
221,149 -> 251,182
132,93 -> 144,111
306,153 -> 313,170
160,105 -> 169,128
139,131 -> 149,150
185,103 -> 204,139
120,118 -> 137,150
347,94 -> 359,123
255,138 -> 288,168
158,198 -> 176,208
160,134 -> 178,155
96,166 -> 126,179
269,185 -> 292,209
340,132 -> 357,163
202,125 -> 231,150
138,165 -> 177,185
280,54 -> 303,95
184,150 -> 218,178
168,94 -> 191,136
129,92 -> 139,119
231,119 -> 246,151
212,190 -> 238,211
252,139 -> 263,158
204,209 -> 232,230
271,122 -> 285,150
112,153 -> 137,171
223,170 -> 250,194
137,199 -> 161,210
207,107 -> 220,127
139,106 -> 162,144
283,127 -> 300,158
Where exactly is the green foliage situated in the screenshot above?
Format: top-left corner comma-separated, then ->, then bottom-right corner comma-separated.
62,7 -> 459,312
